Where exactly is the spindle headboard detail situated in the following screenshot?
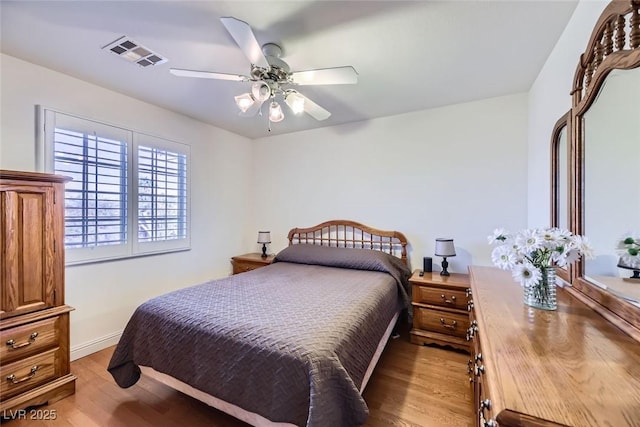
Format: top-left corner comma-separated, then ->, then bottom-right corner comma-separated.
287,219 -> 409,265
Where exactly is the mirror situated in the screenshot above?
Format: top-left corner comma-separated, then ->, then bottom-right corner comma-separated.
582,69 -> 640,303
556,0 -> 640,339
550,112 -> 571,282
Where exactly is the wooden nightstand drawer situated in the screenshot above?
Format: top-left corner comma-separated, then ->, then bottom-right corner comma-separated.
233,260 -> 262,274
409,270 -> 471,351
231,253 -> 275,275
1,316 -> 60,364
413,285 -> 469,310
1,347 -> 61,400
413,306 -> 470,339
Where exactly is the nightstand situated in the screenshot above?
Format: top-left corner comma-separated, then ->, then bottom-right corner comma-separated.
409,269 -> 471,352
231,252 -> 275,274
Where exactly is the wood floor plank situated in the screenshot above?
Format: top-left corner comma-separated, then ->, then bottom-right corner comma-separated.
3,330 -> 472,427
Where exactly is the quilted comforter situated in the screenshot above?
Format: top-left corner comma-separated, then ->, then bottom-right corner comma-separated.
108,245 -> 411,427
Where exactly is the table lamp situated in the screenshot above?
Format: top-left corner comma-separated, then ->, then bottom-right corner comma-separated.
435,238 -> 456,276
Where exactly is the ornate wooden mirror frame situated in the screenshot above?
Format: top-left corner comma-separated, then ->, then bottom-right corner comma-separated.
558,0 -> 640,341
550,111 -> 572,283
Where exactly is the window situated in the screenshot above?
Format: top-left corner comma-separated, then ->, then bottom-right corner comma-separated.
39,108 -> 190,264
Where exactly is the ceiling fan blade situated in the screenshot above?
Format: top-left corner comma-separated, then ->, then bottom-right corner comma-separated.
298,93 -> 331,121
290,66 -> 358,86
170,68 -> 248,81
220,17 -> 269,69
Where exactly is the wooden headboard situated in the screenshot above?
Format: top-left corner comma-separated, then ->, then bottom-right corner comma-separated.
287,219 -> 409,265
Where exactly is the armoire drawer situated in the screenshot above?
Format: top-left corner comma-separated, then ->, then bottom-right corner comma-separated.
0,347 -> 61,400
1,316 -> 60,364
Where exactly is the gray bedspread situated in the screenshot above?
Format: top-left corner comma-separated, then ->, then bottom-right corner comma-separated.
108,245 -> 410,427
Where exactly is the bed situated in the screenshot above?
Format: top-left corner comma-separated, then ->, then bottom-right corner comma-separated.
108,220 -> 411,427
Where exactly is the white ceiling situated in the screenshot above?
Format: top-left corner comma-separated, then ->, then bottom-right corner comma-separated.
0,1 -> 578,139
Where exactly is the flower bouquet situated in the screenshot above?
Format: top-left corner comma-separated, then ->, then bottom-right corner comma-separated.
616,232 -> 640,280
488,227 -> 594,310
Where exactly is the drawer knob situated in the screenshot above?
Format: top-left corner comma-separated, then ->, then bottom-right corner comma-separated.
440,294 -> 457,305
475,364 -> 486,376
480,411 -> 497,427
480,399 -> 492,410
6,365 -> 39,384
439,318 -> 457,329
466,288 -> 472,297
467,300 -> 474,311
6,332 -> 38,349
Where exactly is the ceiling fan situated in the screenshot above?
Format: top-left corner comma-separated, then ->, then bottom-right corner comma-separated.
169,17 -> 358,126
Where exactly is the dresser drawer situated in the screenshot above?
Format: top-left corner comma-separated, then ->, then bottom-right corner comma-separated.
413,284 -> 468,310
1,316 -> 60,364
0,347 -> 61,400
413,306 -> 470,339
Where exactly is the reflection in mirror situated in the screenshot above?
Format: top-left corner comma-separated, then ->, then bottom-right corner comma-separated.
550,112 -> 570,282
557,126 -> 569,231
583,68 -> 640,305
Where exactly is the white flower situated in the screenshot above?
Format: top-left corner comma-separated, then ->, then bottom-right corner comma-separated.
557,248 -> 580,267
512,262 -> 542,287
573,235 -> 595,260
487,228 -> 509,245
516,229 -> 544,253
491,245 -> 518,270
489,226 -> 592,287
553,228 -> 573,242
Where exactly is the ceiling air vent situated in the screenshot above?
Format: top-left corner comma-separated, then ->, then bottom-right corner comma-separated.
102,36 -> 168,67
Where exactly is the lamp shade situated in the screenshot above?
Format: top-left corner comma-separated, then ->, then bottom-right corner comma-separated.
257,231 -> 271,244
251,81 -> 271,102
268,101 -> 284,122
234,92 -> 255,113
435,238 -> 456,257
285,91 -> 305,114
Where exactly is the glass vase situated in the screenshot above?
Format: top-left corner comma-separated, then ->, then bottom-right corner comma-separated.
523,266 -> 557,310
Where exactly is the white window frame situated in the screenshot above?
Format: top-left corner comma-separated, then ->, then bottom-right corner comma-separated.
37,106 -> 191,265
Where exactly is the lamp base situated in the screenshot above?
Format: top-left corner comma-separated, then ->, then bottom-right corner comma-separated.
261,243 -> 268,258
440,257 -> 450,276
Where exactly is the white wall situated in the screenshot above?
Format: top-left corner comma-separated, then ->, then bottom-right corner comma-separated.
250,94 -> 529,273
0,54 -> 253,358
527,0 -> 608,228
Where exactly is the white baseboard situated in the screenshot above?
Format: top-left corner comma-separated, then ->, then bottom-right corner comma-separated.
71,330 -> 122,361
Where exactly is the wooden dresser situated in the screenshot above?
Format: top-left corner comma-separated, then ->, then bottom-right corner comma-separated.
231,252 -> 275,274
0,170 -> 76,414
468,266 -> 640,427
409,270 -> 471,351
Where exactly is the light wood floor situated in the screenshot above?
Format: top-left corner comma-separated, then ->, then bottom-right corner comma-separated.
5,331 -> 473,427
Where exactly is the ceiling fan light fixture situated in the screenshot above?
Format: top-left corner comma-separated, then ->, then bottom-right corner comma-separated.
251,81 -> 271,102
234,93 -> 255,113
285,92 -> 305,115
269,101 -> 284,123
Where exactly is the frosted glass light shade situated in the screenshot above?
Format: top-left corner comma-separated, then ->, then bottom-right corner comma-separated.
269,101 -> 284,122
251,82 -> 271,102
285,92 -> 305,114
234,93 -> 255,113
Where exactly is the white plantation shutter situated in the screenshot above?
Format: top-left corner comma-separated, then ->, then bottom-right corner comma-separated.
134,133 -> 189,254
40,108 -> 190,264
